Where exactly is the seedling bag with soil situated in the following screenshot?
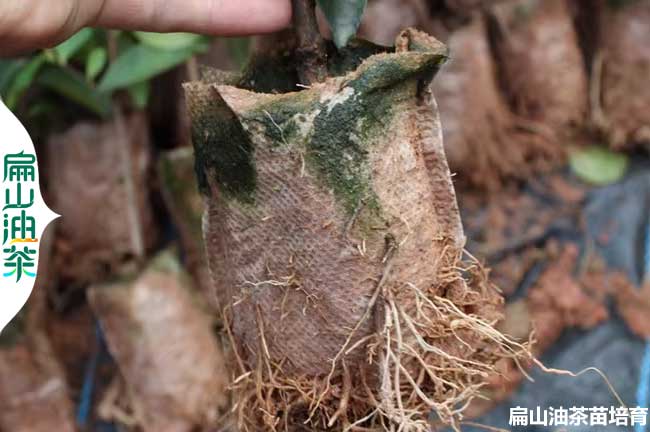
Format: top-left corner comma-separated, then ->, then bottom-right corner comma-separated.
185,29 -> 526,431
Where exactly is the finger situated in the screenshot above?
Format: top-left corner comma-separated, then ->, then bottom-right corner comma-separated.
0,0 -> 97,55
91,0 -> 292,35
0,0 -> 291,56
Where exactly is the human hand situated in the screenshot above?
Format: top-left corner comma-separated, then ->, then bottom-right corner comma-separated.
0,0 -> 291,56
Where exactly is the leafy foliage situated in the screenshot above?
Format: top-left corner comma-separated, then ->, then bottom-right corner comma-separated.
49,28 -> 94,65
0,60 -> 25,94
85,47 -> 108,82
317,0 -> 367,48
98,41 -> 208,92
0,29 -> 210,119
133,32 -> 206,50
569,146 -> 629,186
4,56 -> 46,109
37,65 -> 112,117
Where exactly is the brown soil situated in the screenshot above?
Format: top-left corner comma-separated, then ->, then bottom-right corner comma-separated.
527,243 -> 609,353
615,277 -> 650,339
490,248 -> 544,297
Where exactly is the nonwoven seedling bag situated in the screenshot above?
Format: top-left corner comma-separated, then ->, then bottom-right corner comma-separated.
185,28 -> 528,431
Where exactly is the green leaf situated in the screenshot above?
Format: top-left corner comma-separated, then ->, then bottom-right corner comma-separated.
51,28 -> 94,64
0,59 -> 26,96
98,43 -> 207,92
569,146 -> 629,186
317,0 -> 367,48
37,65 -> 112,117
133,32 -> 208,51
4,56 -> 46,110
127,81 -> 150,109
85,47 -> 107,82
27,101 -> 56,118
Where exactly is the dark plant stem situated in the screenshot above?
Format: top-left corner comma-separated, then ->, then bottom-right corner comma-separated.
292,0 -> 328,85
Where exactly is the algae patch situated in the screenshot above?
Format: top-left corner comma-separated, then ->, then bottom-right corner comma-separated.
191,88 -> 256,203
309,87 -> 382,215
245,84 -> 390,218
189,37 -> 447,215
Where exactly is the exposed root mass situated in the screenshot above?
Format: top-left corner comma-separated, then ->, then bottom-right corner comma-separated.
225,252 -> 532,432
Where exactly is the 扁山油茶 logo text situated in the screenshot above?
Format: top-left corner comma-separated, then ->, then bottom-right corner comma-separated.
0,100 -> 58,333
